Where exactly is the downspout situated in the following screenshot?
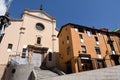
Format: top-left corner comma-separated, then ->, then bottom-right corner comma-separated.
102,32 -> 113,66
52,19 -> 55,53
16,17 -> 24,57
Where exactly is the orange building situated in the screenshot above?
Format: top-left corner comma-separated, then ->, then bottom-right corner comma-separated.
58,23 -> 120,74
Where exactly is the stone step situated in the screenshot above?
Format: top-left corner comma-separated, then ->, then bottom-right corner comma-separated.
11,64 -> 34,80
34,67 -> 59,80
40,65 -> 120,80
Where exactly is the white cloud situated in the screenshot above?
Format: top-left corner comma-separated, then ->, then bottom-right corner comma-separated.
0,0 -> 7,16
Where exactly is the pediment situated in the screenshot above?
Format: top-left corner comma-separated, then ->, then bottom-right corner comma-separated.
23,9 -> 56,21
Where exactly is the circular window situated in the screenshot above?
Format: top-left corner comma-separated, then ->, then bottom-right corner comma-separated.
36,23 -> 45,31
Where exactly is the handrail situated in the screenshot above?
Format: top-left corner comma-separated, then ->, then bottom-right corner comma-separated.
8,51 -> 29,65
9,51 -> 27,57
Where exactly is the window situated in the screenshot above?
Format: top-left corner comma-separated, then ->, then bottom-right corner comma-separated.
110,44 -> 115,54
48,52 -> 52,61
37,37 -> 41,44
22,48 -> 27,58
92,30 -> 96,35
67,47 -> 70,55
74,28 -> 78,32
106,33 -> 111,40
97,60 -> 106,68
36,23 -> 45,31
79,34 -> 84,43
86,29 -> 91,37
95,37 -> 98,41
8,44 -> 13,49
7,43 -> 13,52
97,31 -> 101,36
81,46 -> 87,53
78,27 -> 84,33
67,36 -> 69,44
95,47 -> 101,54
95,37 -> 99,45
79,34 -> 83,39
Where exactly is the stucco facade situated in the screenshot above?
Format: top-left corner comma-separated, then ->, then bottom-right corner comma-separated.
0,9 -> 59,78
58,23 -> 120,74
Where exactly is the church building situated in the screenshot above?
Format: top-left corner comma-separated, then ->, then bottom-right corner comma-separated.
0,8 -> 59,77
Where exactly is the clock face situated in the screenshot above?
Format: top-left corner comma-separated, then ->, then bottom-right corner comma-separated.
36,23 -> 45,31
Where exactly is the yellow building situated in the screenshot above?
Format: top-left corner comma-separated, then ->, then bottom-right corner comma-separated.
0,8 -> 59,79
58,23 -> 120,74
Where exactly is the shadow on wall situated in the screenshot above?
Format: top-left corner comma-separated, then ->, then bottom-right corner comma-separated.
1,62 -> 16,80
41,52 -> 59,69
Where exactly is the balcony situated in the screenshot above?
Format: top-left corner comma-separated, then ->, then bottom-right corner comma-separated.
107,51 -> 120,55
107,38 -> 114,44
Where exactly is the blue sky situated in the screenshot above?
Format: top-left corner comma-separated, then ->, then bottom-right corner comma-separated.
7,0 -> 120,30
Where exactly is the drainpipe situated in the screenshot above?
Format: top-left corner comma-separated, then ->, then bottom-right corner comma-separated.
16,29 -> 22,56
16,19 -> 25,57
102,33 -> 113,66
52,19 -> 55,53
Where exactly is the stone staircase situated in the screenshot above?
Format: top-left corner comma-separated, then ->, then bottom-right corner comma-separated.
2,64 -> 59,80
11,64 -> 34,80
33,67 -> 59,80
41,65 -> 120,80
3,64 -> 120,80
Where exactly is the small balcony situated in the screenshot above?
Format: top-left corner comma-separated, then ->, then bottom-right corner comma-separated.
107,39 -> 114,44
107,51 -> 120,55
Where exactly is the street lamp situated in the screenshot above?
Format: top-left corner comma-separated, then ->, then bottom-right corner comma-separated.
0,12 -> 10,43
0,0 -> 13,43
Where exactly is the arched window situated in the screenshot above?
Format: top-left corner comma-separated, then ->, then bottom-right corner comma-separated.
37,37 -> 41,44
36,23 -> 45,31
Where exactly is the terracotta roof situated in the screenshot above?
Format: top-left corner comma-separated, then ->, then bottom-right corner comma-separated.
57,23 -> 120,37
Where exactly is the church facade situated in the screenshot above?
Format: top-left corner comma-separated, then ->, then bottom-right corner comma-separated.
0,8 -> 59,77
